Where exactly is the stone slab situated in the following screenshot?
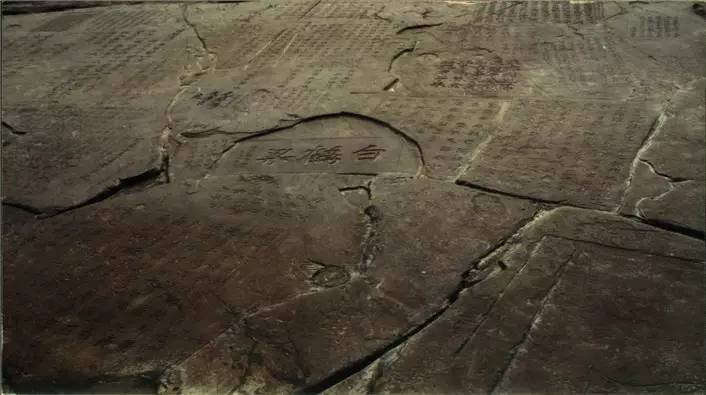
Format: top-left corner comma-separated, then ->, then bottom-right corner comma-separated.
1,4 -> 206,211
327,208 -> 705,394
621,79 -> 705,234
459,99 -> 661,210
2,1 -> 704,393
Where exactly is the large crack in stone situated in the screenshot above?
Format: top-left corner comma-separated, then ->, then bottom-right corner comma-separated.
2,1 -> 704,393
2,172 -> 542,392
324,207 -> 704,394
620,78 -> 706,235
1,4 -> 211,214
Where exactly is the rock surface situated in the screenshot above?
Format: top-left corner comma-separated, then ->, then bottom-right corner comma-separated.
2,1 -> 704,394
327,208 -> 705,394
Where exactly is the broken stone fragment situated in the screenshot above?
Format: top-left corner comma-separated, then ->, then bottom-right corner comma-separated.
619,159 -> 671,215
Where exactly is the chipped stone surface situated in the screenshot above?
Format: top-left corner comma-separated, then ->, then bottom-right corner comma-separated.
2,1 -> 704,393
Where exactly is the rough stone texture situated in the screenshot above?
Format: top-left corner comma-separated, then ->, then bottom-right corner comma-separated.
366,177 -> 536,319
2,172 -> 539,391
1,4 -> 207,211
327,208 -> 705,394
2,1 -> 705,394
621,79 -> 706,234
458,99 -> 662,209
1,106 -> 165,211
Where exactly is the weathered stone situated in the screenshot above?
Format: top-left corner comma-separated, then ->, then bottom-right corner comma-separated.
459,100 -> 662,210
2,174 -> 364,383
329,208 -> 705,394
367,177 -> 537,318
2,170 -> 544,391
603,1 -> 706,84
621,79 -> 705,234
1,4 -> 206,211
244,279 -> 414,391
340,187 -> 371,208
1,106 -> 164,211
2,1 -> 704,393
619,160 -> 672,216
158,327 -> 254,395
210,115 -> 422,177
168,4 -> 410,138
370,96 -> 506,179
394,24 -> 677,100
2,1 -> 119,15
637,180 -> 705,234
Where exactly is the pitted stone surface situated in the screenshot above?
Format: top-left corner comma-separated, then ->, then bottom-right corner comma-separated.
2,1 -> 704,394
